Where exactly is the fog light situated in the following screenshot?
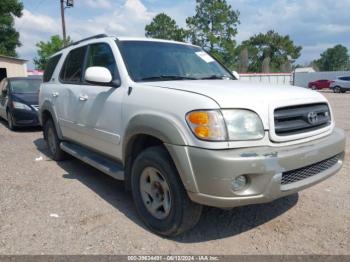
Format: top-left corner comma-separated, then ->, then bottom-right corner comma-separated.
232,175 -> 247,191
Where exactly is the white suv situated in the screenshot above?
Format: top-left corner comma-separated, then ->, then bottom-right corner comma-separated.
39,34 -> 346,236
330,76 -> 350,93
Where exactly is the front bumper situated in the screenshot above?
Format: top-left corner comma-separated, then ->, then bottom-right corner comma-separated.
12,109 -> 40,127
166,128 -> 346,208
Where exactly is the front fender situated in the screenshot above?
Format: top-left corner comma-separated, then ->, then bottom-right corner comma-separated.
40,101 -> 63,140
123,114 -> 199,193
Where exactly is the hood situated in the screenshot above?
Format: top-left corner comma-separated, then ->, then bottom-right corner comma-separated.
12,92 -> 39,105
141,80 -> 328,129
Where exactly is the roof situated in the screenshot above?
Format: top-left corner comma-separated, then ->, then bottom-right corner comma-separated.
6,76 -> 42,81
52,35 -> 198,58
117,37 -> 196,46
0,55 -> 27,62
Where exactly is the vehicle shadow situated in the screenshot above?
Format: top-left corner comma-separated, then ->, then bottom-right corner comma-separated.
0,118 -> 41,132
33,137 -> 299,242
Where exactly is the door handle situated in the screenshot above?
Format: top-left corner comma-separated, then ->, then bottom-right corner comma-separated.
52,92 -> 59,97
79,95 -> 88,101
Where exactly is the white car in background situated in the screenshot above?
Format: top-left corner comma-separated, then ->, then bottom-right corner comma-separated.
330,76 -> 350,93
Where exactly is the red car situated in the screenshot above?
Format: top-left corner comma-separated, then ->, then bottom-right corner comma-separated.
308,79 -> 333,90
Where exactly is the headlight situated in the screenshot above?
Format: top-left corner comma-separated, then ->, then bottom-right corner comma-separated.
222,110 -> 264,140
186,109 -> 265,141
186,110 -> 227,141
13,102 -> 32,111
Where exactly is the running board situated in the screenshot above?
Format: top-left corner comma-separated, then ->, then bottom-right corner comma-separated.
60,142 -> 124,180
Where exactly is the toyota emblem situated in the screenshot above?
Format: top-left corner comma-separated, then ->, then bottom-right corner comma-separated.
307,112 -> 318,125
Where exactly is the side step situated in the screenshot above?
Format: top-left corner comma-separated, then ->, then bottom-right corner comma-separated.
60,142 -> 124,180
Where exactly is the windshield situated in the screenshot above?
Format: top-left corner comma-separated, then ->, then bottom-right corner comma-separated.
117,40 -> 234,82
10,79 -> 42,93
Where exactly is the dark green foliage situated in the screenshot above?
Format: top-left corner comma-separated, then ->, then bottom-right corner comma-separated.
314,45 -> 350,71
238,30 -> 302,72
0,0 -> 23,57
145,13 -> 187,42
34,35 -> 73,70
186,0 -> 240,68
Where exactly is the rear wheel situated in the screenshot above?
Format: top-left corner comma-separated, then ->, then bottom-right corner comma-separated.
7,111 -> 16,131
131,146 -> 202,236
43,119 -> 66,161
334,86 -> 341,93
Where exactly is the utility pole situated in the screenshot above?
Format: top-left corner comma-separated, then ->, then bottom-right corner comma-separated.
60,0 -> 66,44
60,0 -> 74,46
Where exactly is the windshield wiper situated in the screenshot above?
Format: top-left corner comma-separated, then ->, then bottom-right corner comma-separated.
140,75 -> 198,81
198,75 -> 232,80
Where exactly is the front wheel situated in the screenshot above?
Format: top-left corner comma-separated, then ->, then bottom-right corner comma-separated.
7,111 -> 16,131
131,146 -> 202,236
43,119 -> 66,161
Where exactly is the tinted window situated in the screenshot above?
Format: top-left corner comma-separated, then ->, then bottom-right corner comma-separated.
85,43 -> 117,78
10,79 -> 42,93
60,46 -> 87,83
117,41 -> 233,82
43,54 -> 62,82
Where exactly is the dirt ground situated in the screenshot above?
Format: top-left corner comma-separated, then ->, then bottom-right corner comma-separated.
0,91 -> 349,255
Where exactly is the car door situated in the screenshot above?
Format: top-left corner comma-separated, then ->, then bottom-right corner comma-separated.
55,46 -> 87,144
77,42 -> 124,158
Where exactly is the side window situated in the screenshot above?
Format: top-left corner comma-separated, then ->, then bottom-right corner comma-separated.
345,77 -> 350,81
339,77 -> 346,81
85,43 -> 118,79
43,54 -> 62,82
60,46 -> 87,84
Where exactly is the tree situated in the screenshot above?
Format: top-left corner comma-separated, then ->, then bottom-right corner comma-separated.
0,0 -> 23,57
34,35 -> 72,70
145,13 -> 186,42
239,30 -> 302,72
186,0 -> 240,68
314,45 -> 350,71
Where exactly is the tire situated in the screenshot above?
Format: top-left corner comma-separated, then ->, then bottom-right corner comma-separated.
131,146 -> 202,236
7,111 -> 16,131
311,85 -> 317,90
43,119 -> 66,161
334,86 -> 341,93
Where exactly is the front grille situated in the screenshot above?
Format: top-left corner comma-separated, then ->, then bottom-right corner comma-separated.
281,154 -> 340,185
274,103 -> 331,136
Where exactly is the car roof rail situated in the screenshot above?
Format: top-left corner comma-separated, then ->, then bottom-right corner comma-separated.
69,34 -> 109,47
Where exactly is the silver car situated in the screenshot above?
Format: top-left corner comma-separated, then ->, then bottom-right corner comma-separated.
330,76 -> 350,93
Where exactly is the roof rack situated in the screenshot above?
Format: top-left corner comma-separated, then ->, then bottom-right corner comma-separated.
69,34 -> 109,47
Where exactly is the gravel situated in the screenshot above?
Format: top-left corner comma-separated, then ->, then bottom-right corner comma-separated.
0,91 -> 349,255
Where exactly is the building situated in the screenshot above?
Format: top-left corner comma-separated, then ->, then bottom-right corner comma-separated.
0,55 -> 28,81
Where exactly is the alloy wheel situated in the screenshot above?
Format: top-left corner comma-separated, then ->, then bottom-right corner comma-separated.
139,167 -> 172,220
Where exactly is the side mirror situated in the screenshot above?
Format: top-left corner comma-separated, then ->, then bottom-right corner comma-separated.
232,71 -> 240,80
85,66 -> 113,85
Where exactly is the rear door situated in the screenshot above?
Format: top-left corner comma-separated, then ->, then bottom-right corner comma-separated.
77,42 -> 124,157
55,46 -> 87,144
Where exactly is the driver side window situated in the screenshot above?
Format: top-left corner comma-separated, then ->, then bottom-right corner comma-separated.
85,43 -> 118,80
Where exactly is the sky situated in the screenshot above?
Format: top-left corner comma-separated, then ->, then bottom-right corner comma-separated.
15,0 -> 350,69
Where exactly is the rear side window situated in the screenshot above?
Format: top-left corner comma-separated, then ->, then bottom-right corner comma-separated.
85,43 -> 117,78
60,46 -> 87,84
43,54 -> 62,82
